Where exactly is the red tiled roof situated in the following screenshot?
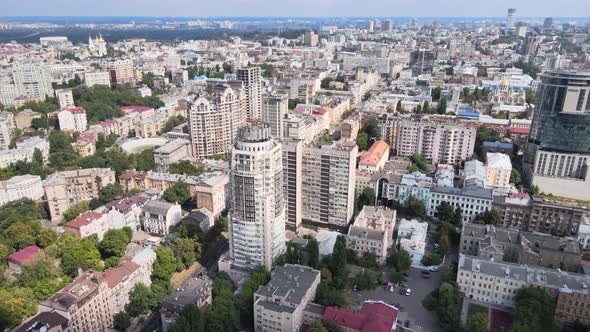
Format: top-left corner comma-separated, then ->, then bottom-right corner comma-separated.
104,258 -> 140,288
64,211 -> 103,229
360,140 -> 389,167
312,109 -> 328,116
76,133 -> 96,142
510,127 -> 530,135
7,245 -> 40,266
324,301 -> 398,332
100,119 -> 118,126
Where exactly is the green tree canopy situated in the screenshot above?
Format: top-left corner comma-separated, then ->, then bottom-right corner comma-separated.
152,247 -> 177,281
58,236 -> 102,277
163,181 -> 192,205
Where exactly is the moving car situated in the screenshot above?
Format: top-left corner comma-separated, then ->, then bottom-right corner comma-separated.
405,288 -> 411,296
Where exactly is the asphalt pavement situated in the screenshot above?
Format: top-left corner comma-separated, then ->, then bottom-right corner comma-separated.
346,267 -> 442,332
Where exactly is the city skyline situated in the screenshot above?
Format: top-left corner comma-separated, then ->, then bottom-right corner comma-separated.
2,0 -> 590,18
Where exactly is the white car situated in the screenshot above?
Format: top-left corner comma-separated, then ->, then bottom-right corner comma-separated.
405,288 -> 411,296
430,266 -> 439,272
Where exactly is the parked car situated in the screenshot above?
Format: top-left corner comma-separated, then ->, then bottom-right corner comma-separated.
405,288 -> 411,296
389,286 -> 395,293
430,266 -> 440,272
421,270 -> 431,274
404,320 -> 411,328
399,288 -> 406,295
422,273 -> 430,279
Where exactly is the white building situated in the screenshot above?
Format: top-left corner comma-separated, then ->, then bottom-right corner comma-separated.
428,186 -> 493,223
55,89 -> 75,108
228,122 -> 286,272
58,107 -> 88,132
346,206 -> 396,263
0,174 -> 44,206
0,136 -> 49,168
397,218 -> 428,266
485,153 -> 512,189
0,111 -> 15,150
464,160 -> 486,188
142,200 -> 182,236
262,93 -> 288,139
237,67 -> 262,119
399,172 -> 432,207
578,224 -> 590,250
12,63 -> 54,102
85,71 -> 112,87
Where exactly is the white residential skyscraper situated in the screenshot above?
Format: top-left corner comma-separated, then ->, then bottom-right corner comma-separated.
236,67 -> 262,119
229,121 -> 285,271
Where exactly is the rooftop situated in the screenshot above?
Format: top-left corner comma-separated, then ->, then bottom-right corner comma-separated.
359,140 -> 389,167
486,153 -> 512,170
7,245 -> 40,266
255,264 -> 319,306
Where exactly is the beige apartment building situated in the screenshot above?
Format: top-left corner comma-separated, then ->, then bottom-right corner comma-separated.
254,264 -> 320,332
187,85 -> 247,159
153,139 -> 192,171
346,206 -> 396,263
44,168 -> 116,222
395,119 -> 476,164
100,58 -> 136,85
84,71 -> 111,87
301,140 -> 358,232
485,152 -> 512,189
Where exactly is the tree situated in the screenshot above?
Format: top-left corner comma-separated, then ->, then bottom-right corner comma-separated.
431,87 -> 442,101
396,100 -> 404,112
133,148 -> 156,171
100,228 -> 132,259
59,236 -> 102,277
435,282 -> 462,331
18,253 -> 70,301
421,254 -> 442,266
387,248 -> 412,272
62,201 -> 90,221
355,187 -> 375,212
164,115 -> 187,132
163,181 -> 191,205
152,247 -> 177,281
423,101 -> 430,113
467,312 -> 489,332
474,209 -> 502,226
307,237 -> 320,269
0,199 -> 47,232
436,201 -> 455,223
3,221 -> 37,250
285,241 -> 304,265
410,154 -> 430,173
309,320 -> 329,332
529,184 -> 540,196
236,268 -> 271,329
356,132 -> 368,151
314,282 -> 346,307
512,287 -> 557,332
0,287 -> 38,329
113,312 -> 131,332
321,77 -> 334,89
99,183 -> 124,204
169,304 -> 204,332
510,168 -> 521,185
33,148 -> 44,164
171,237 -> 197,271
362,116 -> 379,138
436,97 -> 448,114
401,195 -> 426,218
168,160 -> 206,177
31,117 -> 49,130
126,283 -> 156,316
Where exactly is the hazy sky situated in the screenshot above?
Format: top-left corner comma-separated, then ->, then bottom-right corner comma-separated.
3,0 -> 590,18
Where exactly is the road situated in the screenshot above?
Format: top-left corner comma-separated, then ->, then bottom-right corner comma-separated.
346,267 -> 443,332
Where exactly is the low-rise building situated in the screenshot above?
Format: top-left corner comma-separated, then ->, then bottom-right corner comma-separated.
0,136 -> 49,168
0,174 -> 44,206
358,140 -> 390,173
460,223 -> 581,271
254,264 -> 320,332
153,139 -> 192,171
346,206 -> 396,263
428,186 -> 493,223
14,312 -> 69,332
14,109 -> 42,130
160,277 -> 212,332
44,168 -> 116,222
399,171 -> 432,207
7,245 -> 40,272
485,153 -> 512,189
58,107 -> 87,133
323,300 -> 399,332
142,200 -> 182,236
397,218 -> 428,266
464,160 -> 486,188
457,253 -> 590,324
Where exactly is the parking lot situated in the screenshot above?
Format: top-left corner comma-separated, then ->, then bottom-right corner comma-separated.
346,267 -> 442,332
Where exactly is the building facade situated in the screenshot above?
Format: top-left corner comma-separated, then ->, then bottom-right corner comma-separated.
237,67 -> 263,119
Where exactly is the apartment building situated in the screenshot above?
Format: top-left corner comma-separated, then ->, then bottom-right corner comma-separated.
11,63 -> 54,102
395,120 -> 476,164
528,196 -> 589,236
142,200 -> 182,236
237,67 -> 263,119
228,122 -> 286,272
300,140 -> 358,232
0,174 -> 44,206
398,218 -> 428,266
0,111 -> 15,150
0,136 -> 49,168
254,264 -> 320,332
399,171 -> 432,207
44,168 -> 116,222
282,139 -> 303,232
55,89 -> 75,108
84,71 -> 111,87
458,253 -> 590,324
105,258 -> 149,314
485,152 -> 512,189
161,277 -> 212,332
492,193 -> 532,230
153,139 -> 192,171
460,223 -> 581,271
428,186 -> 493,223
119,170 -> 229,218
187,85 -> 247,158
58,107 -> 87,132
262,93 -> 288,139
39,271 -> 114,332
346,206 -> 396,263
100,58 -> 136,85
464,159 -> 487,188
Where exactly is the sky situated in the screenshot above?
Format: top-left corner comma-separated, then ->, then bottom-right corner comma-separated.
2,0 -> 590,18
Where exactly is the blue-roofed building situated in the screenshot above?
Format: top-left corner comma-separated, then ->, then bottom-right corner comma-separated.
482,141 -> 514,155
457,108 -> 480,120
